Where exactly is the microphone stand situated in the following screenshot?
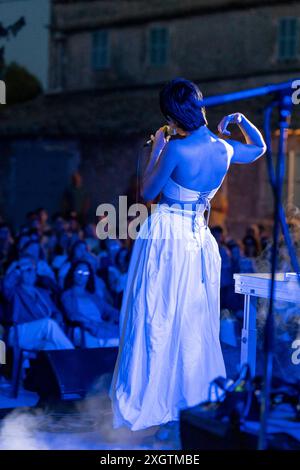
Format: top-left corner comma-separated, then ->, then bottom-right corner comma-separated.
200,79 -> 299,107
258,92 -> 292,450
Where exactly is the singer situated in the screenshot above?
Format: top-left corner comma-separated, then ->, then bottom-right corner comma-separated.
109,78 -> 266,432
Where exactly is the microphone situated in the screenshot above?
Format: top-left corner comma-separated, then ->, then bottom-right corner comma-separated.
144,138 -> 153,148
143,125 -> 174,147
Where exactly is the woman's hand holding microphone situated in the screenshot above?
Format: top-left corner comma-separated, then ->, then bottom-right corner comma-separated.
148,125 -> 175,164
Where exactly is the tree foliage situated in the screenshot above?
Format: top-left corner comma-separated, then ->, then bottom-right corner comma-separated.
3,62 -> 42,104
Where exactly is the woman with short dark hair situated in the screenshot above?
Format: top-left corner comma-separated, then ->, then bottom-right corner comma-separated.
110,77 -> 266,431
159,77 -> 207,131
61,260 -> 119,347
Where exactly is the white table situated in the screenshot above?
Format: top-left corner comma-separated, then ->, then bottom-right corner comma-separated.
233,272 -> 300,375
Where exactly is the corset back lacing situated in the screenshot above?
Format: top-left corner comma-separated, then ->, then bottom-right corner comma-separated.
158,190 -> 213,284
193,192 -> 211,284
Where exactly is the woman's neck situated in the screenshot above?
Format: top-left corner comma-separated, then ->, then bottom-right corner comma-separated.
186,125 -> 208,136
175,124 -> 208,138
73,285 -> 86,295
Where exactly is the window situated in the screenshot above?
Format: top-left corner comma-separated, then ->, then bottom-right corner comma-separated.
149,27 -> 168,66
278,18 -> 298,60
92,30 -> 110,70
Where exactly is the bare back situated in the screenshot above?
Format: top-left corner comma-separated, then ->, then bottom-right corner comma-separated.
170,126 -> 233,192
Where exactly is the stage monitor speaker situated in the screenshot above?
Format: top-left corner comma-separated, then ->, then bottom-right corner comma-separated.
30,347 -> 118,401
180,406 -> 300,450
180,406 -> 257,450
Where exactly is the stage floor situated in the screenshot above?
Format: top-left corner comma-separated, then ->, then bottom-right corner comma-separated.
0,386 -> 180,450
0,343 -> 241,450
1,340 -> 297,450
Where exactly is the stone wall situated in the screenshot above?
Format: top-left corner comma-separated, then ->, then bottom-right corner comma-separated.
1,0 -> 299,237
50,1 -> 300,92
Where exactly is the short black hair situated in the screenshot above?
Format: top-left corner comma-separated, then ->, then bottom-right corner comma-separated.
159,77 -> 207,131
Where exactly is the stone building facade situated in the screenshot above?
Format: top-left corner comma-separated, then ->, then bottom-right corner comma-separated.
49,0 -> 300,93
0,0 -> 299,237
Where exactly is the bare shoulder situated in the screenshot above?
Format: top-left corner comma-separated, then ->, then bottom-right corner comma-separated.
206,129 -> 234,163
217,136 -> 235,158
163,137 -> 181,160
167,135 -> 184,149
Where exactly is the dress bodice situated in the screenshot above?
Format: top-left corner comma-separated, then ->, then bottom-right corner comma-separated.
162,177 -> 219,202
160,150 -> 231,230
160,178 -> 218,231
162,145 -> 231,203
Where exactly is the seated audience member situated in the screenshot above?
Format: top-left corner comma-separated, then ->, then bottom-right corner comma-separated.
21,239 -> 56,281
51,230 -> 70,273
97,238 -> 123,300
58,240 -> 97,288
65,211 -> 83,245
241,235 -> 258,272
226,239 -> 255,274
211,226 -> 233,309
260,234 -> 270,252
242,233 -> 259,258
98,238 -> 123,270
58,239 -> 109,302
225,240 -> 246,313
107,247 -> 130,309
18,239 -> 59,300
0,223 -> 14,276
35,208 -> 55,259
3,257 -> 58,304
257,223 -> 270,251
7,230 -> 38,265
105,238 -> 122,266
83,224 -> 99,255
4,255 -> 74,350
116,246 -> 131,275
52,212 -> 68,235
244,224 -> 262,253
25,211 -> 40,232
97,240 -> 111,270
61,260 -> 119,348
36,207 -> 51,235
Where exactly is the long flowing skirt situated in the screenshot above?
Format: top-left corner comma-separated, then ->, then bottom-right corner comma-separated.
109,202 -> 226,431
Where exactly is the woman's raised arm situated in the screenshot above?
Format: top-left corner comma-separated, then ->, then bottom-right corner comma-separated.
218,113 -> 267,164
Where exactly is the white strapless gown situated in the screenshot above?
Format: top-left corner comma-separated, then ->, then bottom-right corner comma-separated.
109,174 -> 227,431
